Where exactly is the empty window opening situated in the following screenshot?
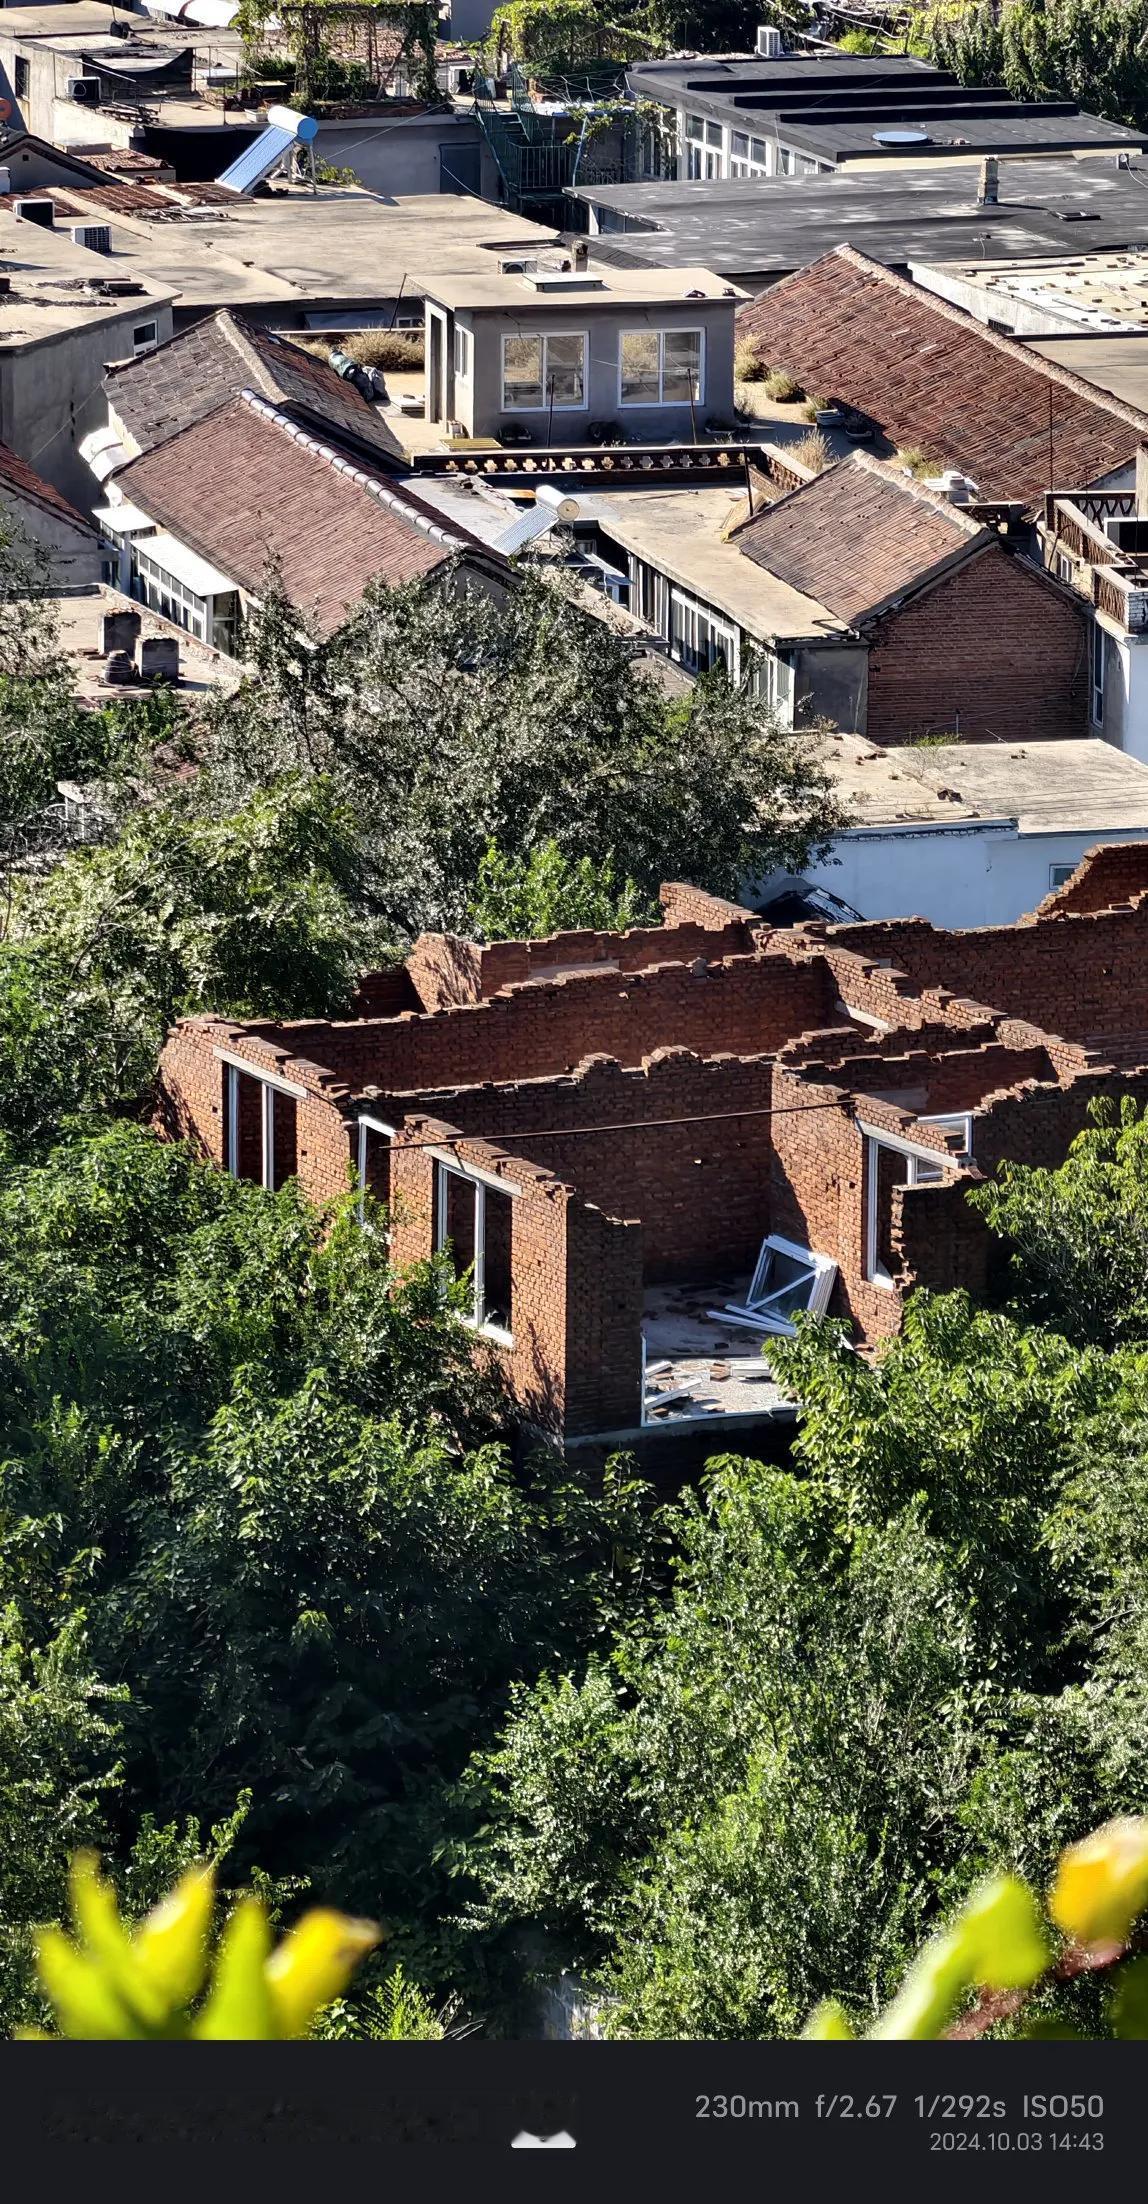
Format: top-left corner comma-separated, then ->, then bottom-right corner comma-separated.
222,1060 -> 300,1192
433,1159 -> 515,1341
357,1114 -> 394,1223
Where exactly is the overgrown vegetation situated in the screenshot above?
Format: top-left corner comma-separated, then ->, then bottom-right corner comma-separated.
911,0 -> 1148,134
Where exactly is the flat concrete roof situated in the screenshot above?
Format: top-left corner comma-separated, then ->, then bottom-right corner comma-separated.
826,730 -> 1148,833
55,582 -> 234,701
425,257 -> 742,312
572,158 -> 1148,281
917,248 -> 1148,331
582,482 -> 851,646
0,238 -> 172,347
0,190 -> 559,317
0,4 -> 244,55
1024,333 -> 1148,409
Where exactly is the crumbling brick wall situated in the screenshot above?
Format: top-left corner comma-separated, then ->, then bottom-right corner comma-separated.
1020,841 -> 1148,923
406,912 -> 760,1010
386,1114 -> 643,1438
864,544 -> 1088,745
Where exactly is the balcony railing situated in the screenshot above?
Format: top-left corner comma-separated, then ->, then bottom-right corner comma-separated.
1042,492 -> 1148,633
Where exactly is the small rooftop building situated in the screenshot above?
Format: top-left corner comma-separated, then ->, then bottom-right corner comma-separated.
624,49 -> 1146,182
421,247 -> 743,443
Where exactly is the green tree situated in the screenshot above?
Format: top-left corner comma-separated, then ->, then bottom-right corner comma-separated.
913,0 -> 1148,133
204,567 -> 846,940
468,838 -> 658,939
972,1096 -> 1148,1346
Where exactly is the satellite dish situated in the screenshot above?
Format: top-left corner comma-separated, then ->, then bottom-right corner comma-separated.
872,127 -> 932,146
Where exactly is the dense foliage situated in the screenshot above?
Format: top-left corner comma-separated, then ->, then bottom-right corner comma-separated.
912,0 -> 1148,133
466,1112 -> 1148,2035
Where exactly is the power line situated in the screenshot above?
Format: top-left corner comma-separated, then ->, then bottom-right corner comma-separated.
356,1094 -> 921,1151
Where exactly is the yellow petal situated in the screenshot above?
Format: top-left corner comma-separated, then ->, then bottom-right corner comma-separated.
802,1998 -> 855,2039
1049,1817 -> 1148,1947
133,1866 -> 215,2009
264,1909 -> 380,2039
35,1927 -> 145,2041
193,1897 -> 276,2040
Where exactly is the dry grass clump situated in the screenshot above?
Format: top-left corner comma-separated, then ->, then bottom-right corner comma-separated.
343,328 -> 425,371
734,335 -> 769,383
895,446 -> 935,479
789,428 -> 833,474
763,367 -> 804,402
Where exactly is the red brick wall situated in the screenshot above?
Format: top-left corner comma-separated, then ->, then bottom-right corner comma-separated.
406,912 -> 759,1010
386,1114 -> 643,1439
659,881 -> 760,931
1020,840 -> 1148,923
864,544 -> 1088,746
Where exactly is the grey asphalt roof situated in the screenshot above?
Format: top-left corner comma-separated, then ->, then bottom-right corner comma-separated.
573,159 -> 1148,282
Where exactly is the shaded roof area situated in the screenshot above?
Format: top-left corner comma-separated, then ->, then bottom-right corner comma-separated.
0,436 -> 96,531
106,309 -> 404,465
734,452 -> 982,624
737,246 -> 1148,498
113,392 -> 475,633
569,158 -> 1148,281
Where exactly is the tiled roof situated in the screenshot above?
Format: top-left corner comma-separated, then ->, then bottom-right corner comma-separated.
114,392 -> 476,634
47,180 -> 236,218
0,437 -> 96,534
82,150 -> 169,175
106,309 -> 405,466
737,246 -> 1148,500
734,451 -> 983,625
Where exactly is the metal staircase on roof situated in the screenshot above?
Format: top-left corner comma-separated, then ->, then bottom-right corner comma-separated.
471,62 -> 638,222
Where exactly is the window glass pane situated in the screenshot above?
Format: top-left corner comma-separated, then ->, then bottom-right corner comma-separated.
662,330 -> 702,402
502,333 -> 543,408
705,121 -> 722,147
620,329 -> 661,405
751,137 -> 767,163
731,131 -> 749,157
544,331 -> 584,406
685,113 -> 703,141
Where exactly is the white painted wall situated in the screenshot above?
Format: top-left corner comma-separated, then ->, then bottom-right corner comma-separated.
764,819 -> 1148,930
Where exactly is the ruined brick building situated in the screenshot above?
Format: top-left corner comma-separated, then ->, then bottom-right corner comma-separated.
156,842 -> 1148,1458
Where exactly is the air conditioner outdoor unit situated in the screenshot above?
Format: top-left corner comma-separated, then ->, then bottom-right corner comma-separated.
67,76 -> 102,105
756,24 -> 784,57
70,223 -> 113,255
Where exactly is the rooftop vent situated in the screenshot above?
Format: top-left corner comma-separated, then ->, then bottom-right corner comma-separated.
14,198 -> 54,228
872,127 -> 932,147
756,24 -> 784,56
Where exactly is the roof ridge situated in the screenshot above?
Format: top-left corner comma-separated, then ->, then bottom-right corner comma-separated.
849,447 -> 986,537
215,312 -> 281,402
236,390 -> 471,552
827,242 -> 1148,439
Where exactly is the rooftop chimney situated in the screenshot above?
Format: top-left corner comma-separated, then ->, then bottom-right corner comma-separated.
977,156 -> 999,206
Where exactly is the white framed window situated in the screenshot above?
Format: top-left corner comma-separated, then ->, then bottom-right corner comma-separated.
132,320 -> 159,356
452,322 -> 470,380
684,113 -> 704,143
1091,618 -> 1106,725
750,646 -> 795,723
434,1158 -> 515,1342
704,121 -> 723,150
218,1055 -> 304,1193
669,587 -> 738,678
1056,551 -> 1074,583
619,327 -> 704,407
779,146 -> 795,175
131,544 -> 208,640
357,1112 -> 395,1227
862,1117 -> 971,1284
501,329 -> 586,411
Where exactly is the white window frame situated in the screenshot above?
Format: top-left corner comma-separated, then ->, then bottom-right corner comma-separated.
1048,861 -> 1076,891
618,326 -> 706,409
452,322 -> 470,380
1091,617 -> 1107,726
750,645 -> 795,724
357,1112 -> 395,1227
216,1052 -> 305,1189
861,1116 -> 972,1285
433,1154 -> 518,1345
131,320 -> 159,356
669,586 -> 739,679
500,328 -> 588,413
